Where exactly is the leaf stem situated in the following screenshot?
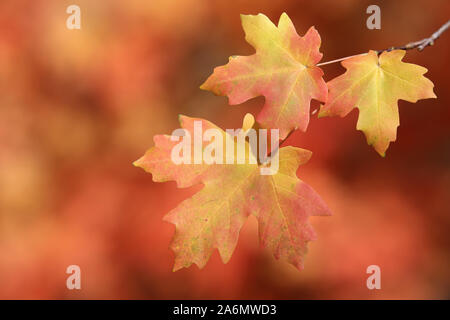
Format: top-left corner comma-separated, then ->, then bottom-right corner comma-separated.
267,129 -> 295,159
317,19 -> 450,67
316,53 -> 368,66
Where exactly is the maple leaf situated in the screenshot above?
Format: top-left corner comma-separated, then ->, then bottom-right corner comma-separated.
134,114 -> 331,271
200,13 -> 328,139
318,50 -> 436,156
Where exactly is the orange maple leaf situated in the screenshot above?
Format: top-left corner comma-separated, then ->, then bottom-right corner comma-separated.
134,114 -> 331,271
201,13 -> 328,139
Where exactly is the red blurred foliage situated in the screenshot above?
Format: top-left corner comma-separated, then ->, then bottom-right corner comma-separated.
0,0 -> 449,299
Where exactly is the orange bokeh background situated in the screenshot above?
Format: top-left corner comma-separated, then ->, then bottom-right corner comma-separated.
0,0 -> 449,299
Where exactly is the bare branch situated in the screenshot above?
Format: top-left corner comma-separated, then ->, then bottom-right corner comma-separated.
317,19 -> 450,67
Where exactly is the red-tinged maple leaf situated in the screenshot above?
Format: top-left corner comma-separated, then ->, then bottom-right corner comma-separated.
134,114 -> 331,271
200,13 -> 328,139
319,50 -> 436,156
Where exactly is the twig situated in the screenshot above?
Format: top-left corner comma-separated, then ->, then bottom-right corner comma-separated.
317,19 -> 450,67
266,128 -> 295,160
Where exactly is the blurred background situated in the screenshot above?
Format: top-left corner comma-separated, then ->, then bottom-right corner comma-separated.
0,0 -> 449,299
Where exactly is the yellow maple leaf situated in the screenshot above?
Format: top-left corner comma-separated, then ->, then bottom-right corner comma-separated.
319,50 -> 436,156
